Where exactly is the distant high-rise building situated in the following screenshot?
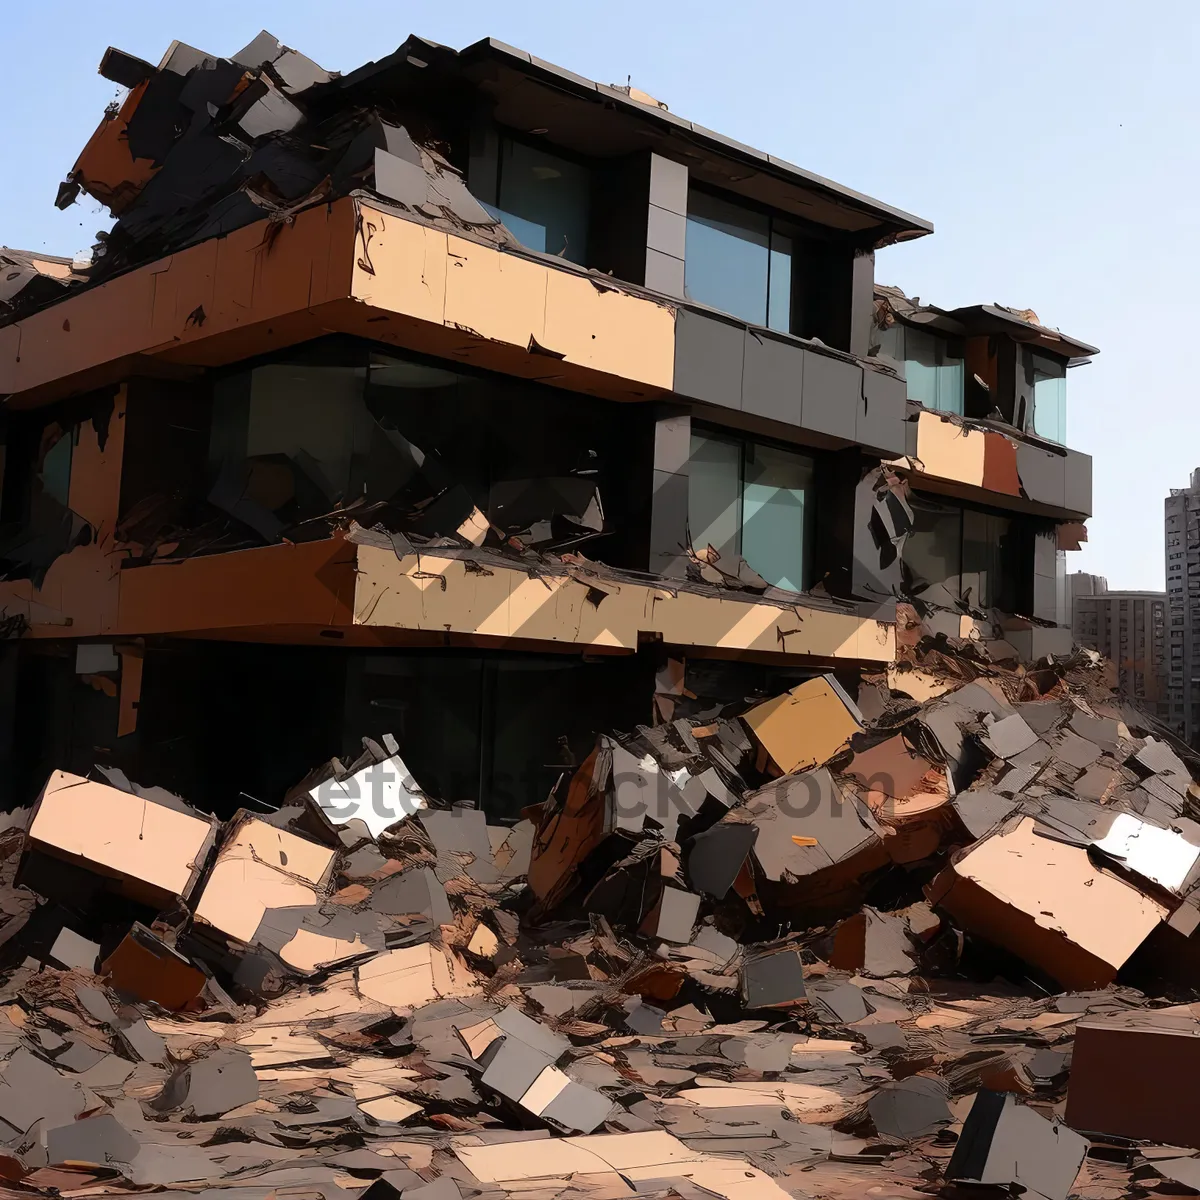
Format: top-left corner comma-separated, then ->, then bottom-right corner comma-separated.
1073,587 -> 1167,721
1165,470 -> 1200,742
1065,571 -> 1107,622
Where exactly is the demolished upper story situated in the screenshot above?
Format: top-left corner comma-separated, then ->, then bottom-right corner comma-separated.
0,31 -> 1095,675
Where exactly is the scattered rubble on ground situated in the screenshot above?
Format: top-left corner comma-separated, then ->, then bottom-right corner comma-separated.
3,608 -> 1200,1199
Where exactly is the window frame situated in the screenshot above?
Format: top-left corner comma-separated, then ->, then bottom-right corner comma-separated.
688,422 -> 817,594
488,130 -> 596,266
903,491 -> 1033,612
683,182 -> 801,334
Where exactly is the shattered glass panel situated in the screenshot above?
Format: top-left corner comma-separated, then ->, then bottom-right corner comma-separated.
962,508 -> 1011,609
496,139 -> 591,264
685,189 -> 769,326
1033,363 -> 1067,444
904,496 -> 963,595
688,431 -> 741,562
741,441 -> 813,593
209,361 -> 372,528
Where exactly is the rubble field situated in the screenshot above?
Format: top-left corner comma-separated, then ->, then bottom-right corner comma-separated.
2,606 -> 1200,1200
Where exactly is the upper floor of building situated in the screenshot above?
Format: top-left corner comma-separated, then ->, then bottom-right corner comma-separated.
0,32 -> 1095,664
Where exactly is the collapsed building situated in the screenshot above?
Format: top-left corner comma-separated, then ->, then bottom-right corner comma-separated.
5,30 -> 1198,1200
0,32 -> 1093,819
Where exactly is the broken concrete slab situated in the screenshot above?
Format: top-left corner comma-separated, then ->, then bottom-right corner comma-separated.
192,814 -> 336,946
0,1048 -> 87,1135
26,771 -> 218,909
742,675 -> 863,775
641,887 -> 701,944
981,712 -> 1040,760
828,907 -> 916,977
927,814 -> 1167,989
46,1112 -> 140,1167
747,769 -> 888,909
151,1048 -> 258,1119
948,1090 -> 1087,1200
48,926 -> 99,972
684,820 -> 757,899
101,922 -> 207,1010
741,944 -> 806,1010
867,1075 -> 951,1141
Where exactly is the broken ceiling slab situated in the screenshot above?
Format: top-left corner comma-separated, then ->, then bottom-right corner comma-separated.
927,814 -> 1167,989
948,1090 -> 1086,1200
25,770 -> 218,909
192,814 -> 336,946
742,675 -> 863,775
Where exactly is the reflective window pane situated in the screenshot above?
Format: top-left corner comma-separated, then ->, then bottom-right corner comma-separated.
741,442 -> 813,592
688,431 -> 741,563
685,190 -> 769,325
767,228 -> 793,333
904,327 -> 963,415
1032,358 -> 1067,444
935,357 -> 965,414
496,140 -> 591,264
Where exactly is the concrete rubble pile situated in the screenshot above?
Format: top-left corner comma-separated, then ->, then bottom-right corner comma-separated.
5,612 -> 1200,1199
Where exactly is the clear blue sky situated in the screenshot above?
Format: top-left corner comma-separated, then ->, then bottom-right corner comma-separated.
2,1 -> 1196,590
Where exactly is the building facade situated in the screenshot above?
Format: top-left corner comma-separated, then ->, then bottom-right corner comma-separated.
1070,568 -> 1104,633
1073,588 -> 1167,721
0,33 -> 1096,816
1166,470 -> 1200,742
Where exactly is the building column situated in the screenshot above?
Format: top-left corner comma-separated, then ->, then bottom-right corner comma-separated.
644,154 -> 688,297
849,249 -> 875,359
648,412 -> 690,578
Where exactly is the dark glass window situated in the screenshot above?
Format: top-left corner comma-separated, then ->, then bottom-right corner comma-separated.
684,189 -> 794,332
688,428 -> 814,593
206,340 -> 645,566
1031,353 -> 1067,444
485,138 -> 592,265
904,495 -> 1021,611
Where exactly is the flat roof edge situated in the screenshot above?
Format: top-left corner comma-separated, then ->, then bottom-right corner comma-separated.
464,37 -> 934,237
